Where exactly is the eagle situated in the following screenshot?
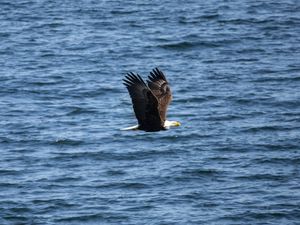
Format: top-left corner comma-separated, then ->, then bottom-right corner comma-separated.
122,68 -> 181,132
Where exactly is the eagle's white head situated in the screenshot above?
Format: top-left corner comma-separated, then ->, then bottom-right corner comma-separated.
164,120 -> 181,129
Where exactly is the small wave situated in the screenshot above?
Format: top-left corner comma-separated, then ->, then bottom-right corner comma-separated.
236,173 -> 288,182
0,169 -> 22,175
123,205 -> 154,212
200,14 -> 220,20
236,48 -> 266,54
254,143 -> 299,151
97,148 -> 180,161
272,100 -> 300,108
159,41 -> 199,49
52,176 -> 83,183
31,198 -> 77,207
106,169 -> 127,176
205,114 -> 243,121
178,14 -> 219,24
120,132 -> 212,143
55,213 -> 129,223
217,210 -> 294,223
181,168 -> 221,176
0,182 -> 18,188
9,207 -> 32,214
51,149 -> 159,163
255,68 -> 281,74
252,76 -> 300,83
252,157 -> 300,165
244,211 -> 297,220
52,138 -> 84,146
80,86 -> 122,97
233,98 -> 255,105
110,9 -> 139,15
158,41 -> 221,50
0,32 -> 10,38
242,125 -> 293,133
218,18 -> 275,25
175,96 -> 215,103
66,107 -> 98,116
0,137 -> 14,143
28,81 -> 62,86
97,182 -> 148,190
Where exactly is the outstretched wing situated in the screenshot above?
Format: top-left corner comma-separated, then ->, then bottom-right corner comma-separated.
123,72 -> 163,130
147,68 -> 172,122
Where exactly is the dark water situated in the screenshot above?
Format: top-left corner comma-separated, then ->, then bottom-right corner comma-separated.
1,0 -> 300,224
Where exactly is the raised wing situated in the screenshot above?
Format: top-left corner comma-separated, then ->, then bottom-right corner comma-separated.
123,72 -> 163,131
147,68 -> 172,122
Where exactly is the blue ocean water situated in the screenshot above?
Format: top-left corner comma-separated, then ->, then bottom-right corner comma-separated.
1,0 -> 300,224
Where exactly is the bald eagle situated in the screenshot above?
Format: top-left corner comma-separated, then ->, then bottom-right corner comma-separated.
122,68 -> 181,132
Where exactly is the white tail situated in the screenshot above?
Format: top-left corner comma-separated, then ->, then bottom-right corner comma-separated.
120,125 -> 139,131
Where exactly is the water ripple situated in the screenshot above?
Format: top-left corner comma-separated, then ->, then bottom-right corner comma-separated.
1,0 -> 300,224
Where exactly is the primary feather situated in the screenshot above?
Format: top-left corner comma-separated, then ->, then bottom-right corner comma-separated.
147,68 -> 172,122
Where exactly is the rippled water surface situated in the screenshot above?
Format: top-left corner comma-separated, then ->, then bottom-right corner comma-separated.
1,0 -> 300,224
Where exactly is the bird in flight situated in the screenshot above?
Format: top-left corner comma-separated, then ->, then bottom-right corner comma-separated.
122,68 -> 181,132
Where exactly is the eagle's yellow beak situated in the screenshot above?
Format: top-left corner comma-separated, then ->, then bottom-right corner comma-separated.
174,121 -> 181,126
